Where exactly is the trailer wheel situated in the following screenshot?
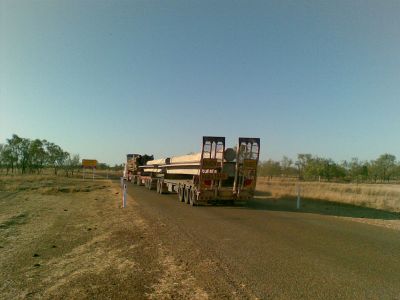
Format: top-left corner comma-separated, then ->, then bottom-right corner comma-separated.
184,187 -> 191,204
157,179 -> 164,194
156,180 -> 160,193
159,180 -> 165,194
160,180 -> 163,194
190,188 -> 197,206
178,185 -> 184,202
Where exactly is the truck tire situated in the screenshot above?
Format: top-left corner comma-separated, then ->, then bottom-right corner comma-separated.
178,185 -> 184,202
159,180 -> 165,194
156,180 -> 160,193
190,188 -> 197,206
184,187 -> 191,204
157,179 -> 164,194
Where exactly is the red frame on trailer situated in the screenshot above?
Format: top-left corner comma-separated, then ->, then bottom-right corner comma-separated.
234,137 -> 261,199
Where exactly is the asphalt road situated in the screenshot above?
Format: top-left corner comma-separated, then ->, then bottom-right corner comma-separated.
126,182 -> 400,299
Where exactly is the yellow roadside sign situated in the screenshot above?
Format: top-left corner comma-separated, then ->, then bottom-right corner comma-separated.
82,159 -> 97,168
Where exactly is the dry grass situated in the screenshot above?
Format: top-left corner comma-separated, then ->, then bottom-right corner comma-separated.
0,174 -> 208,299
257,177 -> 400,213
0,168 -> 122,181
0,175 -> 108,195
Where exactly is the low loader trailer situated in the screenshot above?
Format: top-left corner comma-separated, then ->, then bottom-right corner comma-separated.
130,136 -> 260,206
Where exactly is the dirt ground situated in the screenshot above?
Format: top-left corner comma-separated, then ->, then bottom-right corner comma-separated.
0,176 -> 208,299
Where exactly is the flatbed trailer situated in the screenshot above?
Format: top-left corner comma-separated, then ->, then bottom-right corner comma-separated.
131,136 -> 260,206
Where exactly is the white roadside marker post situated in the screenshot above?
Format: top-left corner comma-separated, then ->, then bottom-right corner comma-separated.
296,183 -> 301,209
122,183 -> 127,208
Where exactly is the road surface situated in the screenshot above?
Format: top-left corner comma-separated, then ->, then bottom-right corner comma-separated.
126,182 -> 400,299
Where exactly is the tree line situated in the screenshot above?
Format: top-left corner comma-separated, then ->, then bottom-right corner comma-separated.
0,134 -> 81,176
2,134 -> 397,182
0,134 -> 123,176
258,153 -> 400,183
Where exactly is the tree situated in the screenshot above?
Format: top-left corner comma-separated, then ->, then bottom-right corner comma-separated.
281,156 -> 295,177
64,154 -> 80,176
6,134 -> 21,173
0,144 -> 3,172
343,158 -> 369,182
296,154 -> 312,179
1,134 -> 78,176
394,163 -> 400,180
258,159 -> 281,178
45,142 -> 69,175
112,164 -> 124,171
0,145 -> 13,174
28,139 -> 47,173
97,162 -> 110,170
372,154 -> 397,182
17,137 -> 31,174
321,159 -> 346,181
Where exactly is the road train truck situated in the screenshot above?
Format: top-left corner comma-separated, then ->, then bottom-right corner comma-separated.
130,136 -> 260,206
123,154 -> 154,181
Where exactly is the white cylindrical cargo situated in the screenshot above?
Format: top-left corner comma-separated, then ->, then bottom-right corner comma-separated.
169,152 -> 226,164
148,148 -> 235,168
146,158 -> 168,166
142,167 -> 162,173
169,153 -> 202,164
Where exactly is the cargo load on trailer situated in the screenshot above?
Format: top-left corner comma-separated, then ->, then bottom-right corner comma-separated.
124,154 -> 154,181
131,136 -> 260,206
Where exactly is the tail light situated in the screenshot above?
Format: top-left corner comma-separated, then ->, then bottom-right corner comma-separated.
203,180 -> 212,186
244,179 -> 252,186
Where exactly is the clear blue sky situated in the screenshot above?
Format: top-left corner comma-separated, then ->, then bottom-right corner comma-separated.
1,0 -> 399,165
